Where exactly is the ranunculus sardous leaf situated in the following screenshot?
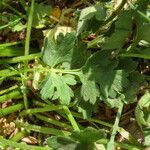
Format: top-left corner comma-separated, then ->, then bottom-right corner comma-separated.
79,50 -> 129,104
40,72 -> 76,105
42,32 -> 76,67
47,127 -> 106,150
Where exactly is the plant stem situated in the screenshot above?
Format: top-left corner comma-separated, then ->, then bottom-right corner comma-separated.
119,53 -> 150,59
2,2 -> 27,19
107,102 -> 124,150
0,90 -> 22,103
0,103 -> 24,117
11,130 -> 28,142
0,18 -> 22,30
0,41 -> 24,48
70,111 -> 112,127
128,1 -> 150,22
0,53 -> 41,64
34,113 -> 73,130
97,138 -> 142,150
105,0 -> 127,24
51,68 -> 81,75
68,110 -> 141,147
0,136 -> 51,150
0,70 -> 18,78
117,127 -> 142,147
0,85 -> 18,95
96,0 -> 127,34
24,0 -> 34,57
19,105 -> 64,116
16,122 -> 70,136
23,0 -> 35,109
19,0 -> 27,10
10,77 -> 23,81
63,106 -> 80,131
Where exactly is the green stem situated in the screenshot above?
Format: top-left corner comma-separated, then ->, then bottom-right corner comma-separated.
23,0 -> 35,109
0,18 -> 22,30
105,0 -> 127,24
118,127 -> 142,147
2,2 -> 27,19
0,85 -> 18,95
0,53 -> 41,64
68,111 -> 141,147
19,0 -> 27,10
70,111 -> 112,128
96,0 -> 127,34
0,41 -> 24,48
33,100 -> 49,107
128,1 -> 150,22
97,139 -> 142,150
16,122 -> 70,136
119,53 -> 150,59
107,103 -> 124,150
51,68 -> 81,75
10,77 -> 23,81
0,70 -> 18,78
0,136 -> 51,150
0,90 -> 22,103
11,130 -> 28,142
19,105 -> 64,116
0,103 -> 24,117
34,113 -> 73,130
63,106 -> 80,131
24,0 -> 34,57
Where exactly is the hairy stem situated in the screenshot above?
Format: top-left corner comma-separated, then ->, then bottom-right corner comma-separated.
0,103 -> 24,117
107,102 -> 124,150
63,106 -> 80,131
0,90 -> 22,103
16,122 -> 70,136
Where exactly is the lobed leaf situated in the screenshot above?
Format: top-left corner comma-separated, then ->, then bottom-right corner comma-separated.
47,127 -> 106,150
79,50 -> 129,104
77,4 -> 106,35
40,72 -> 76,105
42,32 -> 76,67
28,3 -> 52,28
101,10 -> 132,50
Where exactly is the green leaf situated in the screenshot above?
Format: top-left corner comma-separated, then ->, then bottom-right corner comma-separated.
79,50 -> 129,103
11,22 -> 26,32
120,48 -> 150,59
117,58 -> 138,73
40,72 -> 76,105
101,10 -> 132,50
143,128 -> 150,146
47,127 -> 106,150
135,91 -> 150,127
0,13 -> 22,30
123,72 -> 145,104
70,38 -> 89,69
47,136 -> 77,150
137,23 -> 150,43
42,32 -> 76,67
70,127 -> 106,143
76,91 -> 98,118
135,91 -> 150,146
79,73 -> 99,104
77,4 -> 106,35
29,3 -> 52,28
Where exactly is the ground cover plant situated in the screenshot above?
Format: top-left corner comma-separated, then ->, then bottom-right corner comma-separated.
0,0 -> 150,149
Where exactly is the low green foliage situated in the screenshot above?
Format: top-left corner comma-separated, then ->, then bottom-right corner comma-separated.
135,92 -> 150,146
40,73 -> 76,104
0,0 -> 150,149
47,127 -> 106,150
